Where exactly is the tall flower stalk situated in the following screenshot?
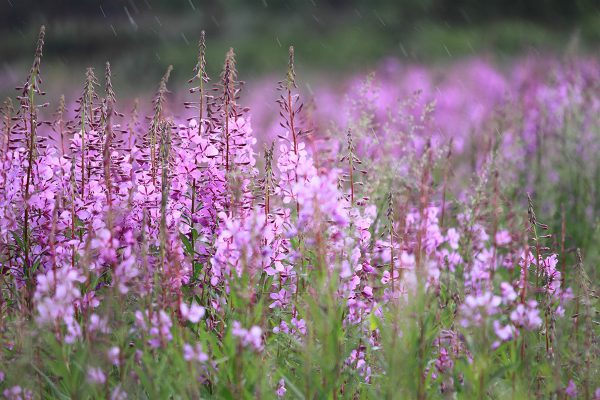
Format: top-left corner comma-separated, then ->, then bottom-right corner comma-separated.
149,65 -> 173,184
19,25 -> 46,279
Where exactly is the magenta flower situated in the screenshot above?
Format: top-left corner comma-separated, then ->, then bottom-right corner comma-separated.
460,292 -> 501,327
86,366 -> 106,385
183,343 -> 209,363
495,230 -> 511,246
231,321 -> 263,351
269,289 -> 291,309
108,347 -> 120,366
565,380 -> 577,398
276,378 -> 287,397
180,302 -> 206,323
500,282 -> 518,304
510,301 -> 542,330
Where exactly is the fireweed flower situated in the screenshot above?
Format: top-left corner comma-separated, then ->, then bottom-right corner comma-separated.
86,366 -> 106,385
565,380 -> 577,398
183,343 -> 209,363
494,230 -> 511,246
34,267 -> 86,342
510,300 -> 542,330
3,386 -> 33,400
88,313 -> 110,334
108,347 -> 120,366
295,169 -> 348,230
180,301 -> 206,323
459,292 -> 501,327
344,348 -> 372,383
492,321 -> 518,349
269,288 -> 291,309
135,309 -> 173,348
276,378 -> 287,397
500,282 -> 518,304
110,385 -> 128,400
231,321 -> 263,351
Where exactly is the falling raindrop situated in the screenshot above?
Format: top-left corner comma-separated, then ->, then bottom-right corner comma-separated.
373,10 -> 386,27
443,44 -> 451,57
181,33 -> 190,45
124,6 -> 138,30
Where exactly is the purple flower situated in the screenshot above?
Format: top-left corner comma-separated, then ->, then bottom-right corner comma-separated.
510,301 -> 542,330
495,230 -> 511,246
180,301 -> 206,323
269,289 -> 291,309
231,321 -> 263,351
108,347 -> 120,366
3,386 -> 33,400
460,292 -> 501,327
565,380 -> 577,398
87,366 -> 106,385
183,343 -> 209,363
276,378 -> 286,397
500,282 -> 518,304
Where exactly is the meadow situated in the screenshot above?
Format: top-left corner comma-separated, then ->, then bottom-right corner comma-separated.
0,26 -> 599,399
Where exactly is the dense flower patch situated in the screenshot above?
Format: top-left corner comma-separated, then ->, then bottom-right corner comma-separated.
0,27 -> 598,399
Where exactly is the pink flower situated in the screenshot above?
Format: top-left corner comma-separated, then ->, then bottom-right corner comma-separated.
565,380 -> 577,398
180,302 -> 206,323
110,385 -> 127,400
231,321 -> 263,351
460,292 -> 501,327
108,347 -> 120,366
269,289 -> 291,309
446,228 -> 460,250
495,230 -> 511,246
500,282 -> 518,304
276,378 -> 287,397
3,386 -> 33,400
89,313 -> 110,334
510,301 -> 542,330
87,366 -> 106,384
183,343 -> 209,363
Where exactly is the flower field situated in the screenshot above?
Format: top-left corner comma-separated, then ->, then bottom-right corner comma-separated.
0,26 -> 599,399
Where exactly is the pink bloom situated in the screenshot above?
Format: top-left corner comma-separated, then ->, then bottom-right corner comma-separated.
495,230 -> 511,246
460,292 -> 501,327
111,385 -> 128,400
510,300 -> 542,330
108,347 -> 120,366
3,386 -> 33,400
565,380 -> 577,398
269,289 -> 291,309
180,302 -> 206,323
183,343 -> 209,363
500,282 -> 518,304
276,378 -> 287,397
446,228 -> 460,250
231,321 -> 263,351
87,366 -> 106,385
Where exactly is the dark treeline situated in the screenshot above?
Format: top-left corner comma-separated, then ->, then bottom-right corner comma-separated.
1,0 -> 598,29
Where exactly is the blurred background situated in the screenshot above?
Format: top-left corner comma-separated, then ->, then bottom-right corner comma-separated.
1,0 -> 600,99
